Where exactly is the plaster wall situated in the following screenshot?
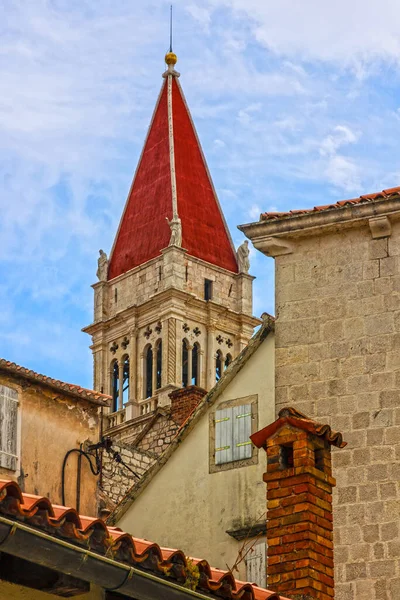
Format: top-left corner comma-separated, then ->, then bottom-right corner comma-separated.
0,373 -> 100,516
117,333 -> 275,581
273,219 -> 400,600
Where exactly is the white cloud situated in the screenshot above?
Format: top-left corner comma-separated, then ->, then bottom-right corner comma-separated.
324,155 -> 361,193
248,204 -> 261,219
320,125 -> 359,157
209,0 -> 400,68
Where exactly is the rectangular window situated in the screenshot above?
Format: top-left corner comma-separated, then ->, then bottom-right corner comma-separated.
215,404 -> 252,465
204,279 -> 213,301
0,385 -> 19,471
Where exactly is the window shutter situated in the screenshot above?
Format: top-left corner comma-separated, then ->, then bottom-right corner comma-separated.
0,385 -> 18,470
232,404 -> 252,461
245,541 -> 266,588
215,407 -> 233,464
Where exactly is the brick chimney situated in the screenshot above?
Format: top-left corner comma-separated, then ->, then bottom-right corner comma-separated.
169,386 -> 207,425
250,408 -> 346,600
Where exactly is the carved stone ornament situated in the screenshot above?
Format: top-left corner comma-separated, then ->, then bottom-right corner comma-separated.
144,325 -> 153,339
166,215 -> 182,247
226,338 -> 233,348
110,342 -> 118,354
216,334 -> 224,345
121,337 -> 129,350
193,327 -> 201,337
155,321 -> 163,334
182,323 -> 190,333
96,249 -> 108,281
237,240 -> 250,274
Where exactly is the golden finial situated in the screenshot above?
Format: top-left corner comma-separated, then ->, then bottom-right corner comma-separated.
165,51 -> 178,65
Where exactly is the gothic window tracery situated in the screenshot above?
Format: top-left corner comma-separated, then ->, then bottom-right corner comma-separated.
216,350 -> 223,382
144,345 -> 153,399
122,355 -> 130,406
111,360 -> 119,412
182,339 -> 189,387
192,342 -> 199,386
225,353 -> 232,370
156,340 -> 162,390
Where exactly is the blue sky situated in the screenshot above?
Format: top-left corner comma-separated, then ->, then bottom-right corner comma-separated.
2,0 -> 400,388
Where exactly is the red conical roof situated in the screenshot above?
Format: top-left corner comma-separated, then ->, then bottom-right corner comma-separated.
108,68 -> 238,280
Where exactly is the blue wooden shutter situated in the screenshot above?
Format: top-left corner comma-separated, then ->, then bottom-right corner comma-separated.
233,404 -> 252,461
215,407 -> 233,464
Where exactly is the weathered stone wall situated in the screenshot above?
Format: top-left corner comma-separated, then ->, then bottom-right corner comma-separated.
101,441 -> 156,507
274,221 -> 400,599
101,408 -> 180,506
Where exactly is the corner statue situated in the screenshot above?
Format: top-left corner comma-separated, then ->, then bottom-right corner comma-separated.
237,240 -> 250,274
166,215 -> 182,247
96,249 -> 108,281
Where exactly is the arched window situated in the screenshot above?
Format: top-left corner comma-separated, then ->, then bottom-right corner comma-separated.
156,340 -> 162,390
192,343 -> 199,386
225,354 -> 232,370
144,345 -> 153,399
215,350 -> 223,382
182,339 -> 189,387
122,355 -> 130,406
111,360 -> 119,412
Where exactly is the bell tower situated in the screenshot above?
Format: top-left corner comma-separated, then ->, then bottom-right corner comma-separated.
83,52 -> 259,426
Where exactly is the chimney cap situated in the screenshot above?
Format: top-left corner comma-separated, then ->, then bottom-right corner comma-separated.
251,406 -> 347,450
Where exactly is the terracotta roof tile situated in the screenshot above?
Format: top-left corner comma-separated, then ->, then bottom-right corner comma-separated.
251,407 -> 347,449
0,479 -> 287,600
0,358 -> 111,406
260,187 -> 400,221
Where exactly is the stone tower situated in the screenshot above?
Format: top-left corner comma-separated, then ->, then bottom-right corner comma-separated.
84,52 -> 259,427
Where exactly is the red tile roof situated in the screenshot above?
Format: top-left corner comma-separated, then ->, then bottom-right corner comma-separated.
108,74 -> 238,280
260,187 -> 400,221
251,407 -> 347,450
0,479 -> 288,600
0,359 -> 111,406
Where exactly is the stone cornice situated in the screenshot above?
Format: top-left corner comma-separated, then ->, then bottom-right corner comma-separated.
83,288 -> 260,337
238,199 -> 400,255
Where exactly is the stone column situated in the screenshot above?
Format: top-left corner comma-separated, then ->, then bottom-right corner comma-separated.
234,272 -> 254,316
206,325 -> 215,390
93,281 -> 108,323
187,344 -> 193,386
118,358 -> 124,411
125,327 -> 139,420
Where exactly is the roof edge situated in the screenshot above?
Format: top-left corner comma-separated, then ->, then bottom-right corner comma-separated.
108,316 -> 275,524
239,198 -> 400,246
0,359 -> 111,406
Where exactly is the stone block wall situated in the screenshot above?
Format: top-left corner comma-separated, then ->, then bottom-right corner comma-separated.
274,221 -> 400,599
101,441 -> 155,507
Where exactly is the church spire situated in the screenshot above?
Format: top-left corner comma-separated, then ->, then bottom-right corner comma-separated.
107,50 -> 238,280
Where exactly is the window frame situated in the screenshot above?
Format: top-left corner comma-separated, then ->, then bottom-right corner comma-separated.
209,394 -> 258,473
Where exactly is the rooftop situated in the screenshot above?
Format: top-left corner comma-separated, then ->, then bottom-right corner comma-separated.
0,358 -> 111,406
0,479 -> 289,600
259,187 -> 400,222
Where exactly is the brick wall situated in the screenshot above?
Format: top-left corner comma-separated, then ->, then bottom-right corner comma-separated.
170,385 -> 206,425
274,221 -> 400,599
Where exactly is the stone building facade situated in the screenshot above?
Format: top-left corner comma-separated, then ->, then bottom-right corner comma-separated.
0,359 -> 110,515
240,191 -> 400,600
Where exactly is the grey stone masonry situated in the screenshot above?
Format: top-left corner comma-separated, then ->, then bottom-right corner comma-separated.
240,202 -> 400,600
101,441 -> 156,507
